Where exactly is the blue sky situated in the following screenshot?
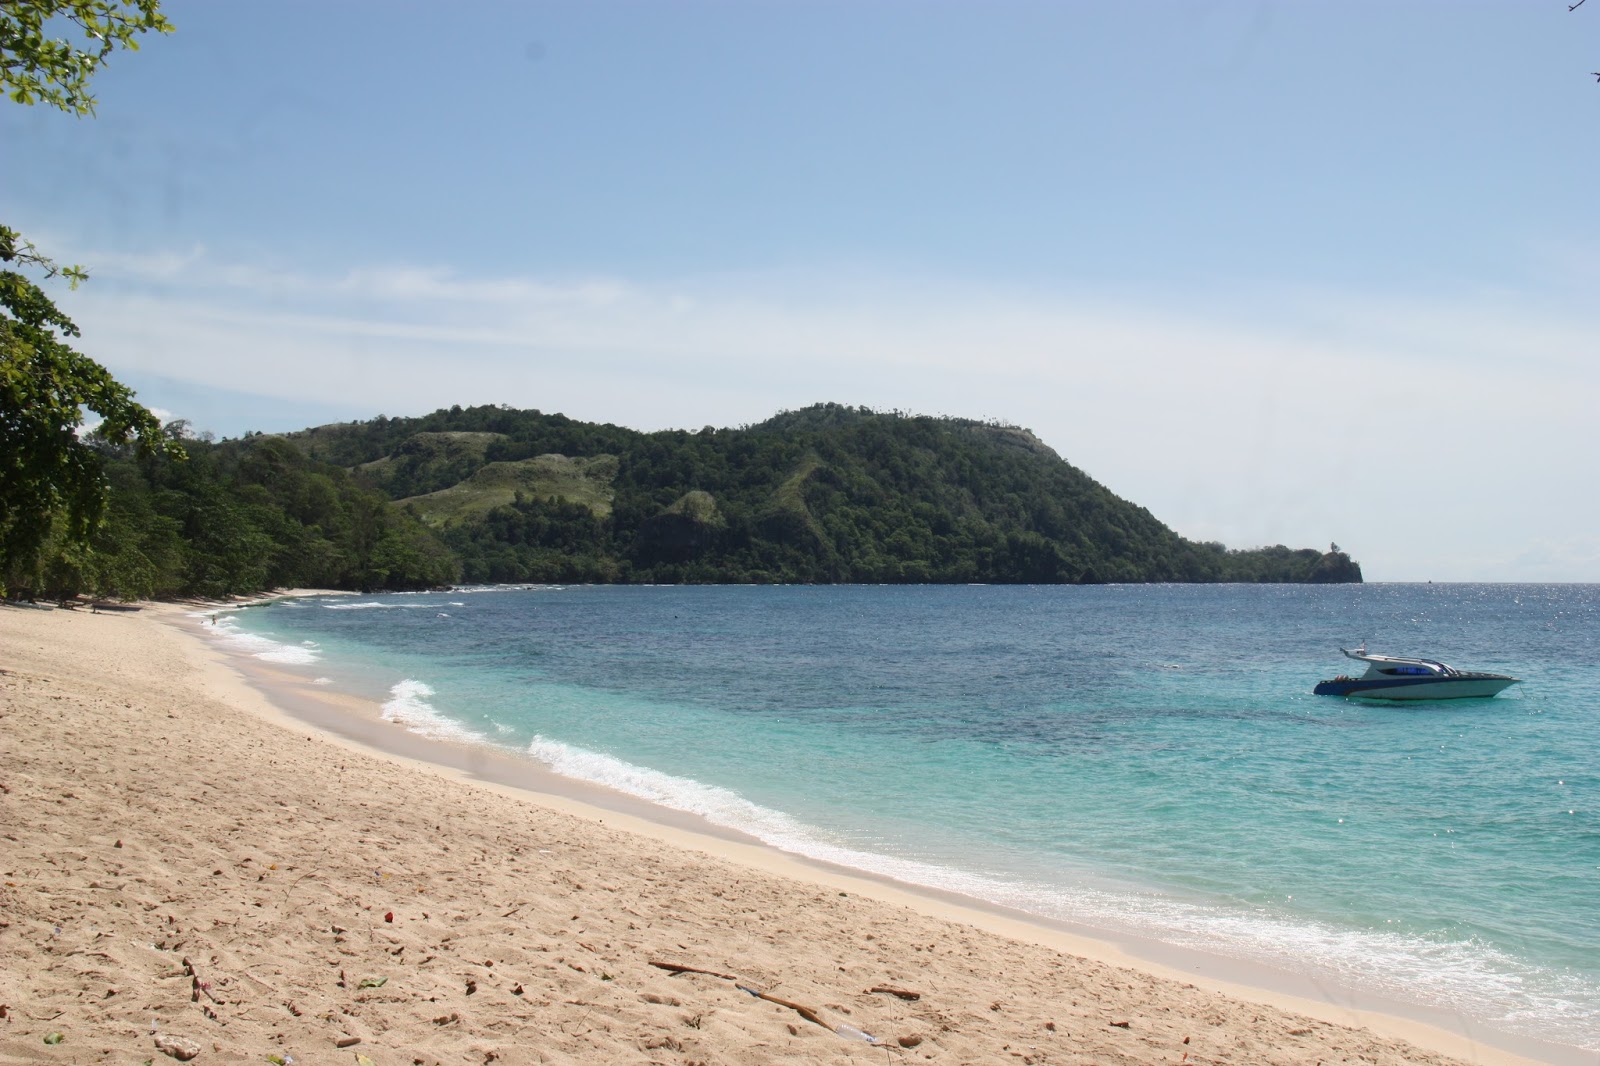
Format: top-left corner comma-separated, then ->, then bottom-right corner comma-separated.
5,1 -> 1598,581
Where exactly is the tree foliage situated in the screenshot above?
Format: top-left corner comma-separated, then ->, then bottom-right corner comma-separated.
15,428 -> 459,600
1,0 -> 171,114
1,0 -> 178,590
0,227 -> 177,588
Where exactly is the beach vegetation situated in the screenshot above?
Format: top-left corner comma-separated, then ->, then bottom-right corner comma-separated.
1,0 -> 171,115
0,228 -> 180,596
18,428 -> 458,600
1,0 -> 178,596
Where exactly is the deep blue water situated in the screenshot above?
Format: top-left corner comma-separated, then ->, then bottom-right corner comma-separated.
215,583 -> 1600,1051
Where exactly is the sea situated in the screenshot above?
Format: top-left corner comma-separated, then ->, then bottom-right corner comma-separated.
210,583 -> 1600,1055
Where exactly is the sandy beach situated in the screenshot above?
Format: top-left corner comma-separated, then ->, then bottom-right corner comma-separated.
0,601 -> 1565,1065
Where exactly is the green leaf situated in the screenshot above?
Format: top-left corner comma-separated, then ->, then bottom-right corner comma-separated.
43,1031 -> 64,1044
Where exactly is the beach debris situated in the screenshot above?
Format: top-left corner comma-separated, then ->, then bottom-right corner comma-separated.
384,911 -> 394,923
181,957 -> 223,1005
1109,1020 -> 1131,1029
465,979 -> 478,995
648,959 -> 739,981
736,984 -> 834,1034
43,1031 -> 64,1045
335,1036 -> 362,1048
355,1055 -> 377,1066
356,976 -> 387,989
834,1023 -> 880,1044
154,1033 -> 201,1060
868,984 -> 921,1001
651,959 -> 891,1046
897,1034 -> 923,1048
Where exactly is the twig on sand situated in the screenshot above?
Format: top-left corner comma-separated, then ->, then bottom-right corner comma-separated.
648,957 -> 897,1047
648,959 -> 740,981
735,984 -> 831,1032
869,985 -> 921,1001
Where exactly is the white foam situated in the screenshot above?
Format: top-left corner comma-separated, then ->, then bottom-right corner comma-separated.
323,601 -> 438,611
519,734 -> 1600,1051
199,613 -> 321,665
380,679 -> 484,743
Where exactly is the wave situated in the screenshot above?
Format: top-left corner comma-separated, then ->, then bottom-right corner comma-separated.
380,679 -> 484,743
323,601 -> 443,611
197,612 -> 321,665
521,734 -> 1600,1051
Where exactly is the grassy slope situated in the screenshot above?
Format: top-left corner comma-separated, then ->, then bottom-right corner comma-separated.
397,454 -> 619,526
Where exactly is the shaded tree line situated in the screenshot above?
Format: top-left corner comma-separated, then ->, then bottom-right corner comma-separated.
4,427 -> 458,600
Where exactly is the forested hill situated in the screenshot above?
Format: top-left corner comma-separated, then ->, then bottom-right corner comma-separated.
276,402 -> 1360,587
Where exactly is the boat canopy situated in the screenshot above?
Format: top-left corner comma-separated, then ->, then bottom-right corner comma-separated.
1340,648 -> 1456,678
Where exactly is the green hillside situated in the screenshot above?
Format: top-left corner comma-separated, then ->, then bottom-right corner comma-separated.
9,401 -> 1359,601
299,402 -> 1361,586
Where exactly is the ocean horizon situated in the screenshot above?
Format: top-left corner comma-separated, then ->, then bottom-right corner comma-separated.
211,582 -> 1600,1056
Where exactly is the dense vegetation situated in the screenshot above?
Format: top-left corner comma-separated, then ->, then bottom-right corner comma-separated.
307,402 -> 1359,588
4,427 -> 458,599
3,403 -> 1362,599
2,3 -> 179,595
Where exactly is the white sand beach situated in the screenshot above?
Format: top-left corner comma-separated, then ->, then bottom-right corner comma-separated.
0,601 -> 1564,1065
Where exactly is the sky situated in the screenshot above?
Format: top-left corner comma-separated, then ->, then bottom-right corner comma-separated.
4,1 -> 1598,582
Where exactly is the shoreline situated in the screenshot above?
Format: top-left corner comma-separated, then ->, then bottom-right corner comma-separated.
184,599 -> 1579,1065
0,599 -> 1580,1064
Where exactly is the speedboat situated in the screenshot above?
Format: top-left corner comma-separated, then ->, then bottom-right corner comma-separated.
1313,646 -> 1519,700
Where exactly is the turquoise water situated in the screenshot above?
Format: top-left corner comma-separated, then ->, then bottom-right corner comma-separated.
215,584 -> 1600,1052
